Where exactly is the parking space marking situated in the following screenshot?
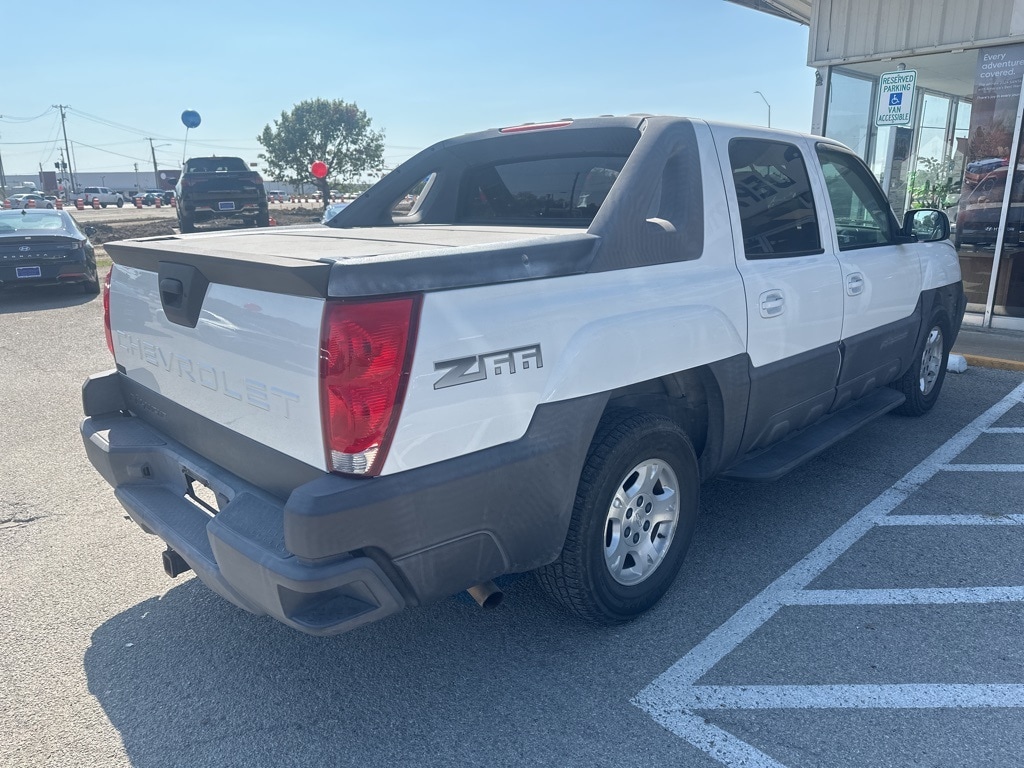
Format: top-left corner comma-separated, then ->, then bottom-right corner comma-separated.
943,464 -> 1024,471
877,514 -> 1024,525
634,380 -> 1024,767
656,684 -> 1024,710
789,586 -> 1024,605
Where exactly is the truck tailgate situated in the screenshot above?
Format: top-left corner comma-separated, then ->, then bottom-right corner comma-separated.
109,265 -> 327,470
104,224 -> 594,473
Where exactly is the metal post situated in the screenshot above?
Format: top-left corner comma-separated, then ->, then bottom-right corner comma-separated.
148,138 -> 159,187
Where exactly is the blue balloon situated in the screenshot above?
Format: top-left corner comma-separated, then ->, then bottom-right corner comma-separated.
181,110 -> 202,129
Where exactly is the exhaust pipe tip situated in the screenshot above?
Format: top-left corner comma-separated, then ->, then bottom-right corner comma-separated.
467,581 -> 503,609
162,547 -> 192,578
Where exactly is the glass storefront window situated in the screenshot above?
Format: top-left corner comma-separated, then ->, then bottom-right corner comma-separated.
956,43 -> 1023,314
908,94 -> 953,210
825,71 -> 874,158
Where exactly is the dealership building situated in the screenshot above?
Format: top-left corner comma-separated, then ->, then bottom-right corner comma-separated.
735,0 -> 1024,330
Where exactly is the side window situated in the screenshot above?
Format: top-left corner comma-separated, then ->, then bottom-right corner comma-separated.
816,145 -> 897,250
391,172 -> 437,219
728,138 -> 822,259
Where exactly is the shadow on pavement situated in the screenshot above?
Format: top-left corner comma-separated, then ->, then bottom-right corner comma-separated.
0,284 -> 98,315
83,573 -> 695,768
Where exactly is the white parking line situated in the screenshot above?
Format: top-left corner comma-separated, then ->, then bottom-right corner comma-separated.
943,464 -> 1024,471
789,586 -> 1024,605
657,684 -> 1024,710
633,380 -> 1024,767
877,514 -> 1024,525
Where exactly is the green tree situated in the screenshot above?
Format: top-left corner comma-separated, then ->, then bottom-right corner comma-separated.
257,99 -> 385,206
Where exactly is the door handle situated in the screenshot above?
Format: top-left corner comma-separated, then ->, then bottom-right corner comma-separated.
759,290 -> 785,318
847,272 -> 865,296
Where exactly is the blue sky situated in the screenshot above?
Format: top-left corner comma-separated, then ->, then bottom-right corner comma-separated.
2,2 -> 813,178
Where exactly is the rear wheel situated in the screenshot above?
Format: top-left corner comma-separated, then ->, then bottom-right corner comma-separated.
256,209 -> 270,227
116,199 -> 124,208
178,210 -> 196,234
535,411 -> 699,624
891,308 -> 951,416
100,202 -> 108,209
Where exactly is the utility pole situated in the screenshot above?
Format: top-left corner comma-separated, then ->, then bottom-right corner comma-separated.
53,104 -> 77,193
147,137 -> 159,187
134,162 -> 139,192
58,149 -> 68,200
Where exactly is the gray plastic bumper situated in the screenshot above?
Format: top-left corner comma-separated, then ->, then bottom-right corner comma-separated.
81,408 -> 404,636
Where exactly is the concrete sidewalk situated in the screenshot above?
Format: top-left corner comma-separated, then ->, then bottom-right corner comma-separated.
952,326 -> 1024,371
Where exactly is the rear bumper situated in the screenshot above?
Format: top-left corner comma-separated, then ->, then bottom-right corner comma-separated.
81,409 -> 405,635
181,196 -> 266,220
0,257 -> 92,289
81,370 -> 603,635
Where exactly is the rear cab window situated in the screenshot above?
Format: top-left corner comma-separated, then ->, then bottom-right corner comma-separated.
455,156 -> 626,225
186,157 -> 249,173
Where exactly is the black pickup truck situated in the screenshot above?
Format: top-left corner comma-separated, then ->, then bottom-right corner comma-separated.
174,156 -> 269,232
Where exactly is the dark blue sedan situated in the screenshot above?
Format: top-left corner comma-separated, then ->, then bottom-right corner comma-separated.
0,209 -> 100,294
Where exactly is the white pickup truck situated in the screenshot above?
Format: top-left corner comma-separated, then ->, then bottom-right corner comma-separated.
80,186 -> 125,208
80,116 -> 965,636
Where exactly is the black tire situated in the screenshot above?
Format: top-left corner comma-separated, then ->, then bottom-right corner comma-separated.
116,199 -> 124,208
256,209 -> 270,227
178,211 -> 196,234
535,411 -> 700,624
81,263 -> 101,295
100,202 -> 108,209
891,308 -> 951,416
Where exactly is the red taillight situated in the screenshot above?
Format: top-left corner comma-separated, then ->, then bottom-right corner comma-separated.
103,269 -> 114,356
320,297 -> 420,476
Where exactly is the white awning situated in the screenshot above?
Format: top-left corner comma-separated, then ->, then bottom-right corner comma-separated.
725,0 -> 811,25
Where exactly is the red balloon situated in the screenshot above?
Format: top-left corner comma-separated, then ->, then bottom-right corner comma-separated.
311,161 -> 328,179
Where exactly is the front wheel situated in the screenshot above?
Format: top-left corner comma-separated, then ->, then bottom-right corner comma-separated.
535,411 -> 699,624
891,309 -> 951,416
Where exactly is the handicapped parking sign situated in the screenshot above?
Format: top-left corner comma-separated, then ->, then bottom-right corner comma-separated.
876,70 -> 916,126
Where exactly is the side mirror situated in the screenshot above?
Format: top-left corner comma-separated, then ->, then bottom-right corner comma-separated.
83,225 -> 97,236
903,208 -> 950,243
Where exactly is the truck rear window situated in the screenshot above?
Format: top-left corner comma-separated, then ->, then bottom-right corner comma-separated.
457,156 -> 626,225
185,157 -> 250,173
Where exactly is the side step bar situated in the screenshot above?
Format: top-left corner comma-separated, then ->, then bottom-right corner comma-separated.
720,387 -> 906,482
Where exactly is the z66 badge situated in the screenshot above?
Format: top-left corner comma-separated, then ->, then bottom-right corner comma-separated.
433,344 -> 543,390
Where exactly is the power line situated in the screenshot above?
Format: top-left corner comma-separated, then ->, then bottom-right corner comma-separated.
71,140 -> 149,164
0,108 -> 55,123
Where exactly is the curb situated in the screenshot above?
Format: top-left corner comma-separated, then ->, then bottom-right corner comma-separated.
958,354 -> 1024,373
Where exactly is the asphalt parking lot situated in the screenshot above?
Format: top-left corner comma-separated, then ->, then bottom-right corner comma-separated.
2,286 -> 1023,767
